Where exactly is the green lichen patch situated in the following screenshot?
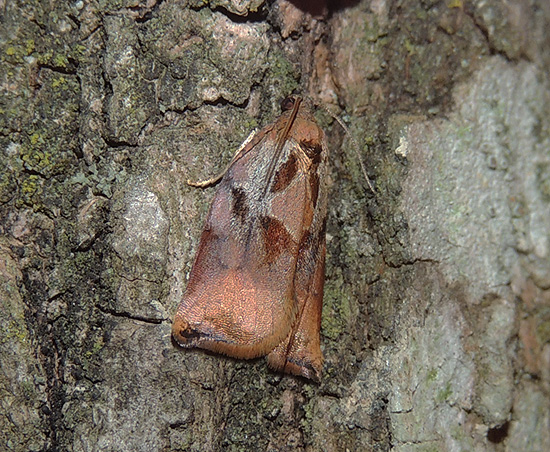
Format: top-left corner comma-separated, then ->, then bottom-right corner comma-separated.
262,49 -> 300,103
188,0 -> 265,16
322,269 -> 353,341
436,382 -> 453,404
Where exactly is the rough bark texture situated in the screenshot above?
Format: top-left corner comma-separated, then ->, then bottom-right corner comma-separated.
1,0 -> 549,451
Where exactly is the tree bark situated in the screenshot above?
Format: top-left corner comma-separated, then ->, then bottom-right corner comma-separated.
1,0 -> 549,451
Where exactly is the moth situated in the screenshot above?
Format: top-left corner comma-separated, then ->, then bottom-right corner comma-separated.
172,96 -> 328,381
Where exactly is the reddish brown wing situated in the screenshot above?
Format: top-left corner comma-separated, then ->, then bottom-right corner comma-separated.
172,101 -> 327,366
267,125 -> 328,381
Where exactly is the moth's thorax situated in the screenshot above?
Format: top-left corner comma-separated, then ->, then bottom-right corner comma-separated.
279,107 -> 325,148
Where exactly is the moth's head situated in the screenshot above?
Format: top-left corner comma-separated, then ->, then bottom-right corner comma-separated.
280,95 -> 317,123
280,95 -> 300,112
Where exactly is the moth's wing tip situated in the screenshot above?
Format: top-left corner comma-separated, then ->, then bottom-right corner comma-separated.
267,353 -> 323,383
172,317 -> 202,348
301,366 -> 322,383
172,313 -> 286,359
300,361 -> 323,383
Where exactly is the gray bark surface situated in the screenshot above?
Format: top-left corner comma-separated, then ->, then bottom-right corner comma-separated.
1,0 -> 549,451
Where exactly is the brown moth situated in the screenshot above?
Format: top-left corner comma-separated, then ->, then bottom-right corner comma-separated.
172,96 -> 327,381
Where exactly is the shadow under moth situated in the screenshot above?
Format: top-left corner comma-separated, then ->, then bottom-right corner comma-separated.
172,96 -> 327,381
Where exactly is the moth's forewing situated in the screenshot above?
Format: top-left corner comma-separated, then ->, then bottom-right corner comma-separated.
266,127 -> 328,382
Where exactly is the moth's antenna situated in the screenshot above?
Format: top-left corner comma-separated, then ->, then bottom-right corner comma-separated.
317,103 -> 375,194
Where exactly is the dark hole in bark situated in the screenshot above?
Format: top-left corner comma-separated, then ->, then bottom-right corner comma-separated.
286,0 -> 360,16
487,421 -> 509,443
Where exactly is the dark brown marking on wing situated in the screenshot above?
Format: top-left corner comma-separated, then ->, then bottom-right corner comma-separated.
298,227 -> 320,254
271,153 -> 298,193
260,216 -> 295,264
196,225 -> 219,247
231,187 -> 248,223
302,140 -> 323,163
297,216 -> 326,274
308,171 -> 320,209
300,215 -> 327,254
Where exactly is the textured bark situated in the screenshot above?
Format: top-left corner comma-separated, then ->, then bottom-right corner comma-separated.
1,0 -> 549,451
